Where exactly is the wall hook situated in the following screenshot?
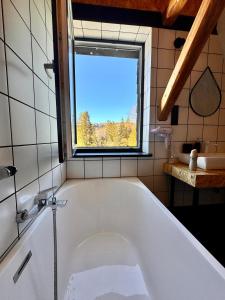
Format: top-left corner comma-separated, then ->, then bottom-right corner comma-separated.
44,60 -> 55,79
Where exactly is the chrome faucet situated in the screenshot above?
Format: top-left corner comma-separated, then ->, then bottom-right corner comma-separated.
0,166 -> 17,180
16,186 -> 67,223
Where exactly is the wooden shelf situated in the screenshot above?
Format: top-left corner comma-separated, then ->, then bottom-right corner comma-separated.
164,162 -> 225,188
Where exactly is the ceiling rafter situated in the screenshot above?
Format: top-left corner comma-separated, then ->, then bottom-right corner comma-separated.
158,0 -> 225,121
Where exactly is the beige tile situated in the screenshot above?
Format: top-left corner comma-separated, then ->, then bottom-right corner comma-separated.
119,32 -> 136,42
103,160 -> 120,178
138,26 -> 151,34
157,68 -> 173,87
187,125 -> 203,142
102,23 -> 120,31
178,107 -> 188,125
138,159 -> 153,176
120,24 -> 139,33
209,35 -> 222,54
102,30 -> 119,40
83,29 -> 101,39
188,109 -> 203,125
172,125 -> 187,142
67,160 -> 84,178
121,159 -> 137,177
157,49 -> 175,69
158,28 -> 175,49
208,54 -> 223,73
219,109 -> 225,125
203,125 -> 218,142
73,20 -> 82,28
85,160 -> 102,178
136,33 -> 148,43
82,21 -> 101,30
193,53 -> 207,72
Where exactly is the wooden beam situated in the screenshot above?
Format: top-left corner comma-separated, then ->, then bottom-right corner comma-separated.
158,0 -> 225,121
163,0 -> 188,25
72,0 -> 202,17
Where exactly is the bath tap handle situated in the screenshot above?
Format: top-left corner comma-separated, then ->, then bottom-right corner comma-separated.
0,166 -> 17,180
34,186 -> 58,205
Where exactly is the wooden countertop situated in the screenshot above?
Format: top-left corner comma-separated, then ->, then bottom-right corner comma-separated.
164,162 -> 225,188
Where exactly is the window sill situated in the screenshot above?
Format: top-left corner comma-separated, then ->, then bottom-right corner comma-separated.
73,152 -> 152,158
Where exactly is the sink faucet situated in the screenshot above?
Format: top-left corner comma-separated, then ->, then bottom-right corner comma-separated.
204,141 -> 219,153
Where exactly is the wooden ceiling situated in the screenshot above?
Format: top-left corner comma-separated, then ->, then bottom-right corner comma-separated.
72,0 -> 203,17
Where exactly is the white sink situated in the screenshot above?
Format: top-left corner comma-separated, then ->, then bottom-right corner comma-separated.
177,153 -> 225,170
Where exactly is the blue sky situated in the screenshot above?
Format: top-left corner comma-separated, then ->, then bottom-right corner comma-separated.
75,54 -> 138,123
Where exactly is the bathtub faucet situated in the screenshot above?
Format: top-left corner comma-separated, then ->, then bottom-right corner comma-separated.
16,186 -> 67,223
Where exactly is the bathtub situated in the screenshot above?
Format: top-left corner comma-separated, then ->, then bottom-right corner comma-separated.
56,178 -> 225,300
1,178 -> 225,300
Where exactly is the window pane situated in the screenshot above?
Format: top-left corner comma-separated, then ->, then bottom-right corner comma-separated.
75,50 -> 139,148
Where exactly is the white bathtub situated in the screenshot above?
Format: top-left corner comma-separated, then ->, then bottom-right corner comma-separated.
56,178 -> 225,300
1,178 -> 225,300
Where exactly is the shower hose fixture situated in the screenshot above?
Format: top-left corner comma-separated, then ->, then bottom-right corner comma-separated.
150,127 -> 173,149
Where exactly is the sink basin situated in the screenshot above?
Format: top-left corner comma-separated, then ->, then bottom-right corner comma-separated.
177,153 -> 225,170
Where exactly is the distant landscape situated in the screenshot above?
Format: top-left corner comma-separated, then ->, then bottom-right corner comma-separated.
76,112 -> 137,147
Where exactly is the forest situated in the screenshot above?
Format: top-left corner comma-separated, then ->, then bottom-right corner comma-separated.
76,112 -> 137,147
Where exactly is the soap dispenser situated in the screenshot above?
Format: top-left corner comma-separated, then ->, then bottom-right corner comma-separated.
189,149 -> 198,171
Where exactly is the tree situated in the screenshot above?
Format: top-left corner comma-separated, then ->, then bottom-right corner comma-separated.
118,118 -> 131,146
128,125 -> 137,146
77,112 -> 96,146
105,121 -> 117,146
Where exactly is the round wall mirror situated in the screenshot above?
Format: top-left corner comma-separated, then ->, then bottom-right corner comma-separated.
189,67 -> 221,117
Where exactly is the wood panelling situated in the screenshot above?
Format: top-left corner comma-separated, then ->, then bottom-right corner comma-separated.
72,0 -> 202,17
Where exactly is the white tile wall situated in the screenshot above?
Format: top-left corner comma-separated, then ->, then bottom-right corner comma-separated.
3,0 -> 32,67
38,144 -> 52,176
0,0 -> 65,259
0,40 -> 7,94
85,160 -> 102,178
11,0 -> 31,28
0,1 -> 3,39
70,21 -> 225,208
36,111 -> 51,143
14,145 -> 38,190
10,99 -> 36,145
6,47 -> 34,107
34,75 -> 49,114
0,94 -> 11,146
0,148 -> 15,201
67,160 -> 84,179
103,159 -> 120,178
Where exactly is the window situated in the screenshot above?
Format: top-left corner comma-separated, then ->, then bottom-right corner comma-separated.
73,40 -> 144,155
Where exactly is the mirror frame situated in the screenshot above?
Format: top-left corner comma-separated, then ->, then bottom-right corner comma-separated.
189,67 -> 221,117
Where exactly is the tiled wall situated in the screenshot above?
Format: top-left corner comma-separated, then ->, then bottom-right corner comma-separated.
68,21 -> 225,207
149,28 -> 225,205
0,0 -> 66,259
67,21 -> 154,183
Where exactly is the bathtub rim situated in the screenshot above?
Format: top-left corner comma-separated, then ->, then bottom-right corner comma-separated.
0,207 -> 52,272
56,177 -> 225,280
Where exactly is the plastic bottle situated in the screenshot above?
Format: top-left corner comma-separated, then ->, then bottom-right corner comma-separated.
189,149 -> 198,171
